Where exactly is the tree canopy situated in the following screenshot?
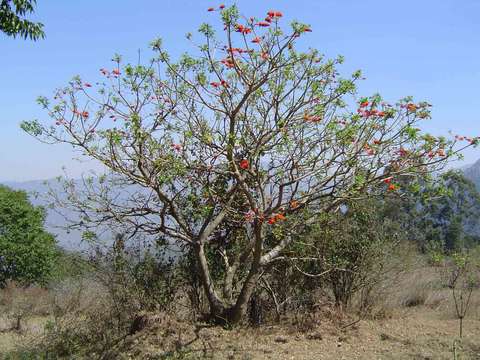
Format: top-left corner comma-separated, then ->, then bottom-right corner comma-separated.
0,185 -> 57,286
0,0 -> 44,40
21,5 -> 477,323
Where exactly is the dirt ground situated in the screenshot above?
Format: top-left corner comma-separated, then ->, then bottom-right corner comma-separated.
1,307 -> 479,359
104,306 -> 479,360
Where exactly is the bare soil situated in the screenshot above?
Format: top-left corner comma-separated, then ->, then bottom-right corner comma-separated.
105,307 -> 480,360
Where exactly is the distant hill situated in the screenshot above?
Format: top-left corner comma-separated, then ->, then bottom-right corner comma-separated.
463,159 -> 480,190
4,159 -> 480,250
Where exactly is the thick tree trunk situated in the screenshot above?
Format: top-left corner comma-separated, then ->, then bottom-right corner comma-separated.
224,221 -> 264,324
194,221 -> 267,325
194,243 -> 227,318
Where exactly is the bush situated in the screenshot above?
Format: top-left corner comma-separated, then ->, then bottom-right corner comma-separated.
0,185 -> 58,287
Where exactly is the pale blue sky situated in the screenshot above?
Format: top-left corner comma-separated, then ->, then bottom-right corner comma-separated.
1,0 -> 479,181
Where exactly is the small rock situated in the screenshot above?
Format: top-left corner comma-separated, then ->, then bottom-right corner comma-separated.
307,332 -> 323,340
274,336 -> 288,344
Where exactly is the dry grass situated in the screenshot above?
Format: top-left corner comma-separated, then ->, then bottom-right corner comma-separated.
1,264 -> 480,359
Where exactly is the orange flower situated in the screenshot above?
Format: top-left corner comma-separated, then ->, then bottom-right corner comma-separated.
219,4 -> 225,9
303,114 -> 321,122
290,200 -> 299,209
221,58 -> 235,68
112,69 -> 121,76
260,52 -> 269,60
207,7 -> 215,11
388,184 -> 397,191
406,103 -> 416,112
274,11 -> 283,17
383,177 -> 393,184
267,10 -> 275,17
267,217 -> 276,225
251,37 -> 261,43
256,21 -> 270,27
239,159 -> 249,169
437,149 -> 445,157
275,213 -> 286,221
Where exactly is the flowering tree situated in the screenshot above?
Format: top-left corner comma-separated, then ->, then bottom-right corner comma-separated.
21,5 -> 476,324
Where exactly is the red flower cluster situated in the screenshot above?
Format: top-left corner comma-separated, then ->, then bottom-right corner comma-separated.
357,107 -> 386,118
227,47 -> 251,55
73,109 -> 89,119
239,159 -> 249,169
387,184 -> 397,191
171,143 -> 182,152
207,4 -> 225,11
256,21 -> 270,27
290,200 -> 299,209
235,24 -> 252,34
210,80 -> 229,88
267,10 -> 283,18
455,135 -> 477,144
303,114 -> 322,122
406,103 -> 417,112
221,58 -> 235,68
359,99 -> 369,108
267,213 -> 286,225
398,147 -> 409,157
244,209 -> 255,223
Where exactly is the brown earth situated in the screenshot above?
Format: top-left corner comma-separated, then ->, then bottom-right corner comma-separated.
105,307 -> 480,359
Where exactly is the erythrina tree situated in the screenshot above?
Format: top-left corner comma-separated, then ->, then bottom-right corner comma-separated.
0,185 -> 57,287
21,5 -> 477,324
0,0 -> 44,40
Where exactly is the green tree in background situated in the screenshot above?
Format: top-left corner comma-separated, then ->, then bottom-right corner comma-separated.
0,185 -> 57,286
420,171 -> 480,251
0,0 -> 44,40
384,170 -> 480,252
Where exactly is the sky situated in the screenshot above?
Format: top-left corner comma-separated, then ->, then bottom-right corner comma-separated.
1,0 -> 479,182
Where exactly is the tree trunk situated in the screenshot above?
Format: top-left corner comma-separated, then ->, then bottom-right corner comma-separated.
194,221 -> 266,326
223,221 -> 264,325
194,243 -> 227,319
